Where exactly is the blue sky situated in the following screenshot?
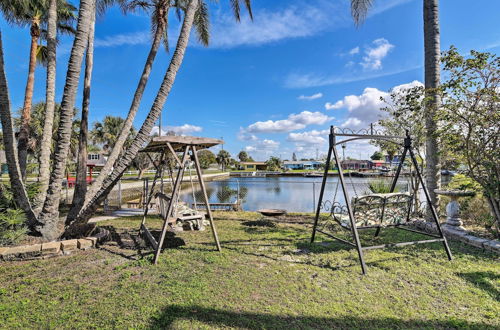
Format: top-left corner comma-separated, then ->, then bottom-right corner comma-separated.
1,0 -> 499,161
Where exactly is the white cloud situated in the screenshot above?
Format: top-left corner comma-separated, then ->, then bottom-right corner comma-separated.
152,124 -> 202,136
95,31 -> 150,48
284,65 -> 421,89
360,38 -> 394,70
349,46 -> 360,55
238,129 -> 258,141
287,129 -> 329,145
245,111 -> 332,133
298,93 -> 323,100
244,139 -> 280,157
329,80 -> 423,128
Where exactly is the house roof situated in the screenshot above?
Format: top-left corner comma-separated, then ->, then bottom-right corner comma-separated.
140,136 -> 223,153
240,161 -> 266,165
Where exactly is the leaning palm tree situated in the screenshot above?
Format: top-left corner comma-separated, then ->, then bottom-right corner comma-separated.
85,0 -> 253,205
37,0 -> 96,241
350,0 -> 442,217
0,31 -> 38,229
70,0 -> 254,229
0,0 -> 76,180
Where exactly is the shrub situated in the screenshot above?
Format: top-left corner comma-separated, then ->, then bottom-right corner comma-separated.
367,179 -> 399,194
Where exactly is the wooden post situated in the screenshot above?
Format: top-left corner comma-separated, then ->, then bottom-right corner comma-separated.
192,146 -> 221,251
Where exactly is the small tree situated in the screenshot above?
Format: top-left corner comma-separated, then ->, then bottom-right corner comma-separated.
370,151 -> 383,160
197,149 -> 216,170
266,156 -> 282,171
216,149 -> 231,171
237,150 -> 250,162
439,48 -> 500,233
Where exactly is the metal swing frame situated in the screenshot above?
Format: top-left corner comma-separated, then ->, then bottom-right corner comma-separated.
310,125 -> 453,274
138,136 -> 222,265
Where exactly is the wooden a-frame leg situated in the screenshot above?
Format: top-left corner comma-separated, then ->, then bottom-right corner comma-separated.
192,146 -> 221,251
409,148 -> 453,261
153,147 -> 190,264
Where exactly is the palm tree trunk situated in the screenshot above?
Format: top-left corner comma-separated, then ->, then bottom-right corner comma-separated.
70,0 -> 199,229
0,31 -> 39,229
67,3 -> 96,222
37,0 -> 95,241
35,0 -> 57,215
18,19 -> 41,180
84,7 -> 168,205
423,0 -> 441,219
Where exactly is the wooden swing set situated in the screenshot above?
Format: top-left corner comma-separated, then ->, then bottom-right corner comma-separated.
139,135 -> 222,264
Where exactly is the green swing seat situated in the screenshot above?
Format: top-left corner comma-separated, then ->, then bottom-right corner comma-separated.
332,192 -> 413,229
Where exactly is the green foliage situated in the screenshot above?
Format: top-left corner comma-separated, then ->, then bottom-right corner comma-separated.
0,183 -> 31,245
216,150 -> 231,171
90,115 -> 136,152
197,149 -> 216,169
265,156 -> 282,171
370,151 -> 383,160
367,179 -> 399,194
237,150 -> 253,162
446,174 -> 481,192
439,47 -> 500,230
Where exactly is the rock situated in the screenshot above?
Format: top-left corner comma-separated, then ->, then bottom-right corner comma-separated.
61,239 -> 78,254
85,237 -> 98,247
1,244 -> 42,260
77,239 -> 93,250
41,242 -> 61,255
483,240 -> 500,253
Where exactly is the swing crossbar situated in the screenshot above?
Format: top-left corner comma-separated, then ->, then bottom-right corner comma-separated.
362,238 -> 445,251
316,229 -> 357,247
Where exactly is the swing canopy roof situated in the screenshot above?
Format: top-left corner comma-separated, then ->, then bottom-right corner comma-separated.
140,135 -> 223,153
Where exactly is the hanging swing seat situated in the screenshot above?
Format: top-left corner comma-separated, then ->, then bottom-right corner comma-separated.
331,192 -> 413,229
156,192 -> 206,230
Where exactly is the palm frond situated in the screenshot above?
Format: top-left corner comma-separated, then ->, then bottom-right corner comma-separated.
194,0 -> 209,46
35,43 -> 48,67
351,0 -> 373,26
229,0 -> 240,21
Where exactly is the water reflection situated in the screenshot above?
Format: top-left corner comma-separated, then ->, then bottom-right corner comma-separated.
180,176 -> 409,212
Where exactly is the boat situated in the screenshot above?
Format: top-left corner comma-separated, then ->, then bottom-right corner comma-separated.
303,172 -> 323,177
258,209 -> 287,217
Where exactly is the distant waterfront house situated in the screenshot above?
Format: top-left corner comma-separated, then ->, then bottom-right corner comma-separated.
283,160 -> 323,170
340,159 -> 371,170
87,153 -> 107,169
239,161 -> 267,171
370,160 -> 389,169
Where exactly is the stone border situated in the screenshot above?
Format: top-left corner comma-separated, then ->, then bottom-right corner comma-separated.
412,220 -> 500,254
0,228 -> 110,261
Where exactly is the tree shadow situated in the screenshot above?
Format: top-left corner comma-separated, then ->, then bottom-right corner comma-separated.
149,304 -> 490,329
458,271 -> 500,301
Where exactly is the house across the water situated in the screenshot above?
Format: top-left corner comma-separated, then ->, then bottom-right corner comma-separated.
239,161 -> 267,171
283,160 -> 323,170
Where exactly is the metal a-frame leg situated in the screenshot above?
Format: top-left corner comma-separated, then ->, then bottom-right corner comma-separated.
374,143 -> 409,237
408,148 -> 453,261
192,146 -> 221,251
311,129 -> 334,243
333,137 -> 368,274
141,151 -> 165,228
153,147 -> 191,264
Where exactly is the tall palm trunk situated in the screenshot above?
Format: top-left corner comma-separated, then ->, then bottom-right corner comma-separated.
0,31 -> 38,229
68,3 -> 96,221
423,0 -> 441,218
37,0 -> 95,241
71,0 -> 199,229
83,6 -> 169,206
35,0 -> 58,214
18,18 -> 41,180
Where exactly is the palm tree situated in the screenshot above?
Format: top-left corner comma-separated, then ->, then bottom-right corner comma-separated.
85,0 -> 253,203
71,0 -> 206,227
0,31 -> 39,229
0,0 -> 76,179
90,116 -> 135,152
35,0 -> 58,213
216,150 -> 231,171
350,0 -> 442,216
422,0 -> 442,217
37,0 -> 95,241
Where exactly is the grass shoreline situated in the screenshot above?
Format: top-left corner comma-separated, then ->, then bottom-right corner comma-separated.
0,213 -> 498,328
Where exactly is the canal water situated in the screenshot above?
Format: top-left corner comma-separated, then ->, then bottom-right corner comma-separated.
180,176 -> 411,213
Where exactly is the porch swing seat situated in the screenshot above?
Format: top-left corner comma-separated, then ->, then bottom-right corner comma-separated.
332,192 -> 413,229
156,192 -> 205,230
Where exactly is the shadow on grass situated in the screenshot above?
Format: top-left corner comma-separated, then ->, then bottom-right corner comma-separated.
149,304 -> 488,329
458,271 -> 500,301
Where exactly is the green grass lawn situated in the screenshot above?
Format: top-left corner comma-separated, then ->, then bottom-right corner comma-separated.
0,213 -> 499,329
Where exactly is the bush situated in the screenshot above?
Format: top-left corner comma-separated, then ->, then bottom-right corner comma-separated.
367,179 -> 399,194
